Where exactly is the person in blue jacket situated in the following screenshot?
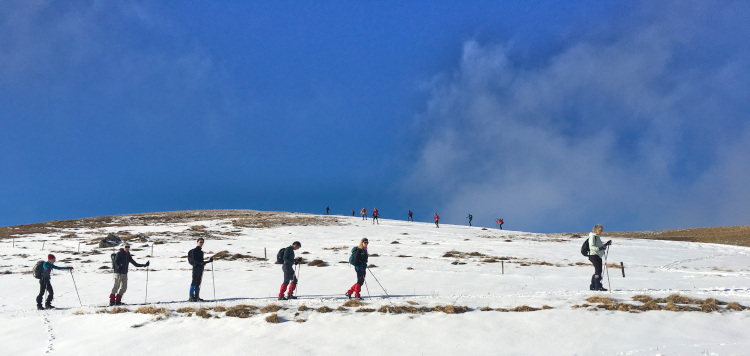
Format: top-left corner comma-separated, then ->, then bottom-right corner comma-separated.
37,254 -> 73,310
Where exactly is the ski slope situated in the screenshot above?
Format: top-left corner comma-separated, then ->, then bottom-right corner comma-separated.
1,212 -> 749,355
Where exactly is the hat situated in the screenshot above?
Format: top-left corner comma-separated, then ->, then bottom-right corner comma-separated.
48,254 -> 55,260
124,244 -> 131,248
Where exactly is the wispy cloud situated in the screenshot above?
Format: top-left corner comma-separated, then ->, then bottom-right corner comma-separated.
404,3 -> 750,232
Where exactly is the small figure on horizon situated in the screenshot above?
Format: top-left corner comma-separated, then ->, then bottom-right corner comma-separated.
352,210 -> 356,217
466,214 -> 473,226
434,213 -> 440,228
361,208 -> 368,220
326,206 -> 330,215
407,210 -> 413,222
372,208 -> 379,225
497,218 -> 504,230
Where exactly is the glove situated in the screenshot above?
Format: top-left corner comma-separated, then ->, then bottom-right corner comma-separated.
208,257 -> 214,263
605,240 -> 612,246
295,257 -> 301,265
68,267 -> 73,270
145,261 -> 150,267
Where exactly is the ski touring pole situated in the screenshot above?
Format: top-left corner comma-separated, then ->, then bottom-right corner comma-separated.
363,279 -> 372,299
145,266 -> 149,304
69,269 -> 82,306
604,246 -> 612,294
211,260 -> 216,305
367,267 -> 393,305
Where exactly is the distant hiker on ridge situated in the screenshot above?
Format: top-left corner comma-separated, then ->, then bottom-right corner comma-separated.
466,214 -> 473,226
586,224 -> 611,291
110,244 -> 149,306
361,208 -> 368,220
372,208 -> 379,225
35,254 -> 73,310
188,238 -> 213,302
346,238 -> 369,299
497,218 -> 504,230
278,241 -> 301,300
407,210 -> 413,222
434,213 -> 440,228
352,210 -> 355,217
326,206 -> 330,215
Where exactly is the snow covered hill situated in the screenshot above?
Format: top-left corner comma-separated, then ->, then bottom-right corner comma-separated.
1,210 -> 749,355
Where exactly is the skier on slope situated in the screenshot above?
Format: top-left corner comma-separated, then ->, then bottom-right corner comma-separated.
587,224 -> 611,291
407,210 -> 413,222
36,254 -> 73,310
372,208 -> 379,224
467,214 -> 473,226
188,238 -> 214,302
110,244 -> 149,306
434,213 -> 440,228
361,208 -> 368,220
345,238 -> 369,299
278,241 -> 301,300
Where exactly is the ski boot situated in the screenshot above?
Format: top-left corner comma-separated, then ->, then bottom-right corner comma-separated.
45,303 -> 55,310
287,295 -> 298,300
37,304 -> 44,310
278,295 -> 287,301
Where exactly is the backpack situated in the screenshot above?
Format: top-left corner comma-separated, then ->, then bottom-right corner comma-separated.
33,260 -> 45,279
111,252 -> 117,270
348,247 -> 358,265
581,238 -> 590,256
188,248 -> 195,266
276,248 -> 285,264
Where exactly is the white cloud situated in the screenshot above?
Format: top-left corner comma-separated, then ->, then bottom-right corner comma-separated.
405,4 -> 750,232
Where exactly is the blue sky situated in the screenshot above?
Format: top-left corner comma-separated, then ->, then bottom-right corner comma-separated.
2,1 -> 749,232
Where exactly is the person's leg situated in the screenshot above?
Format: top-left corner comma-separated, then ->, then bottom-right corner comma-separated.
44,280 -> 54,307
37,279 -> 46,308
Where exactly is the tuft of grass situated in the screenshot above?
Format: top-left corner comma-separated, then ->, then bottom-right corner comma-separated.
196,307 -> 212,319
586,296 -> 613,304
342,299 -> 366,307
663,302 -> 681,311
726,302 -> 746,311
307,260 -> 328,267
701,298 -> 721,313
638,300 -> 661,311
214,306 -> 227,312
541,305 -> 553,310
295,318 -> 306,323
177,307 -> 197,313
260,304 -> 282,313
406,301 -> 419,305
225,305 -> 257,318
356,308 -> 376,313
134,306 -> 170,316
509,305 -> 539,312
316,306 -> 332,313
336,306 -> 347,312
298,305 -> 309,311
110,307 -> 129,314
74,310 -> 86,315
265,313 -> 280,323
480,306 -> 492,311
436,305 -> 469,314
632,295 -> 653,303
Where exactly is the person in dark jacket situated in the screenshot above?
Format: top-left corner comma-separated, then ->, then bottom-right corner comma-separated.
345,238 -> 369,299
326,206 -> 330,215
37,254 -> 73,310
278,241 -> 301,300
408,210 -> 413,222
372,208 -> 379,225
109,244 -> 149,306
467,214 -> 473,226
188,238 -> 213,302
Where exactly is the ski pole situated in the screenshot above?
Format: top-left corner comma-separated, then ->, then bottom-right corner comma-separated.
367,267 -> 393,302
604,246 -> 611,294
69,269 -> 82,306
211,260 -> 216,305
145,266 -> 149,304
363,279 -> 372,299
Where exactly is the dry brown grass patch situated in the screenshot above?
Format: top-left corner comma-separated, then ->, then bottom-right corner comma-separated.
298,305 -> 309,311
726,302 -> 746,311
110,307 -> 129,314
509,305 -> 539,312
356,308 -> 376,313
214,306 -> 227,312
265,313 -> 280,323
586,296 -> 613,304
316,306 -> 332,313
176,307 -> 197,313
342,299 -> 366,307
225,305 -> 257,318
196,307 -> 212,319
134,306 -> 170,316
261,304 -> 282,313
632,295 -> 653,303
701,298 -> 721,313
307,260 -> 328,267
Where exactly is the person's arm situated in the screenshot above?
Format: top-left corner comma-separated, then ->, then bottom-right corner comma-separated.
50,262 -> 68,270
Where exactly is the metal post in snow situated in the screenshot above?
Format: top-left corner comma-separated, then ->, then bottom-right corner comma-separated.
501,260 -> 504,274
264,248 -> 267,260
42,241 -> 45,251
78,242 -> 81,253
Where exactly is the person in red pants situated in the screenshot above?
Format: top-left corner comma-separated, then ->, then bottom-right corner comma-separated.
278,241 -> 301,300
346,238 -> 369,299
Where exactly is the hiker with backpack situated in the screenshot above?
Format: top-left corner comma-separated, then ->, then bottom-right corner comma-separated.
345,238 -> 369,299
188,238 -> 213,302
586,224 -> 611,291
467,214 -> 473,226
434,213 -> 439,228
360,208 -> 368,220
109,244 -> 149,306
407,210 -> 413,222
497,218 -> 504,230
372,208 -> 379,225
34,254 -> 73,310
278,241 -> 301,300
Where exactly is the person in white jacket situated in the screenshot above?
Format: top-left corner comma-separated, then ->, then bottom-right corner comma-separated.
588,224 -> 611,291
